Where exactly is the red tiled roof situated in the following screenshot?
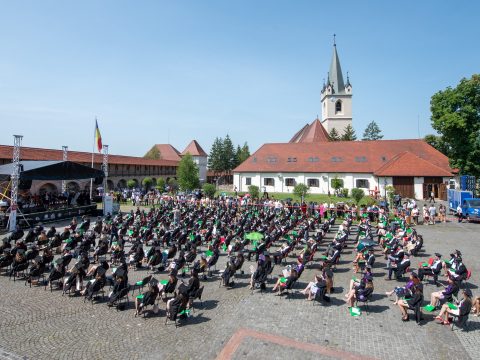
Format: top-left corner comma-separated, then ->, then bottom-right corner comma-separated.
374,151 -> 453,176
151,144 -> 182,161
289,118 -> 330,143
181,140 -> 208,157
233,139 -> 453,176
0,145 -> 178,166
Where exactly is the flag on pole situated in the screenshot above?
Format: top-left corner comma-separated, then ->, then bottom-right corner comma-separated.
95,120 -> 102,152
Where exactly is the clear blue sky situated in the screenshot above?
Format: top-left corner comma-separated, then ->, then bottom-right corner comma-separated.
0,0 -> 479,157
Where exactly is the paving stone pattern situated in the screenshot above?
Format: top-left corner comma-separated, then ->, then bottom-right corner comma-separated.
0,217 -> 478,360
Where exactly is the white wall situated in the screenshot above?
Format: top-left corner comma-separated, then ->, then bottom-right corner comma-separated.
414,177 -> 424,199
234,172 -> 377,195
193,155 -> 208,183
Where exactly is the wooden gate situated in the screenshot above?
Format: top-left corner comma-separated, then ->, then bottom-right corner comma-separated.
393,177 -> 415,198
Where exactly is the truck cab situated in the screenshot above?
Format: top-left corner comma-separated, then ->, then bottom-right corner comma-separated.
462,198 -> 480,222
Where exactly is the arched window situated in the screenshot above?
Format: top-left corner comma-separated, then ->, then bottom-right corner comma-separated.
335,100 -> 342,114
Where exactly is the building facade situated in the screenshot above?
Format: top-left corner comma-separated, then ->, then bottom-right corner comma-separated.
0,145 -> 178,195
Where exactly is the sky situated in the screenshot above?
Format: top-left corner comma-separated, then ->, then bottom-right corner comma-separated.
0,1 -> 479,157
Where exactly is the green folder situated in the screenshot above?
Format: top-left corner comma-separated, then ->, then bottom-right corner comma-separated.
320,255 -> 328,260
135,280 -> 143,285
352,276 -> 358,282
349,307 -> 362,317
136,294 -> 144,299
447,302 -> 458,310
422,263 -> 429,267
423,304 -> 436,312
160,279 -> 168,286
205,250 -> 213,257
280,277 -> 287,283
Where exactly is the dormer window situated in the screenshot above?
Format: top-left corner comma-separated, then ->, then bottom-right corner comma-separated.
335,100 -> 342,114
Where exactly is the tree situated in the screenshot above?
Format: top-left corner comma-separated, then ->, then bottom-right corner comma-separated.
350,188 -> 365,204
430,74 -> 480,176
167,178 -> 179,193
208,137 -> 223,174
424,134 -> 449,156
143,146 -> 161,159
248,185 -> 260,199
362,121 -> 383,140
331,176 -> 344,196
221,134 -> 236,172
341,124 -> 357,141
127,179 -> 136,189
236,142 -> 250,165
293,183 -> 309,201
142,177 -> 153,190
156,177 -> 166,192
202,183 -> 216,198
177,153 -> 200,191
329,128 -> 340,141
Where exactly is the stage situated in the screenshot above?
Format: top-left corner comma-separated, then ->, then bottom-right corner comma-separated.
0,204 -> 100,231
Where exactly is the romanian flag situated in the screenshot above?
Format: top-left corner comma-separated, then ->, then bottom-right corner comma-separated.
95,120 -> 102,152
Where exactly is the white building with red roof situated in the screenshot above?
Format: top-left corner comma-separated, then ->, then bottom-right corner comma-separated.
233,41 -> 455,200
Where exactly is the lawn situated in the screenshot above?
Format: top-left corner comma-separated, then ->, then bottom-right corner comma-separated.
218,191 -> 377,206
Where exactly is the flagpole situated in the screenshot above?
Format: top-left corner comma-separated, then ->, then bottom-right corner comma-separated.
89,117 -> 96,200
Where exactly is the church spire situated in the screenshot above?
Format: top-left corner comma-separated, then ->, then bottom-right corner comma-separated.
328,36 -> 345,94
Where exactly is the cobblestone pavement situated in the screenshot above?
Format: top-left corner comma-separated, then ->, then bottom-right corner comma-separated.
0,218 -> 478,360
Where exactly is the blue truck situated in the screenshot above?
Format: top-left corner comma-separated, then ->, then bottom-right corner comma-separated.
447,189 -> 480,222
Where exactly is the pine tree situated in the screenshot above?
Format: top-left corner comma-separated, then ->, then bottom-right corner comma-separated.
236,142 -> 250,165
362,120 -> 384,140
329,128 -> 340,141
341,124 -> 357,141
221,135 -> 236,172
208,137 -> 223,174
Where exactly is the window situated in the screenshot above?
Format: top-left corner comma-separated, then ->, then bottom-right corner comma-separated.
287,157 -> 297,162
252,157 -> 257,163
245,177 -> 252,186
335,100 -> 342,114
381,156 -> 387,162
307,179 -> 319,187
285,178 -> 296,186
266,156 -> 277,164
355,156 -> 367,162
331,156 -> 343,163
264,178 -> 274,186
356,179 -> 369,189
307,157 -> 319,162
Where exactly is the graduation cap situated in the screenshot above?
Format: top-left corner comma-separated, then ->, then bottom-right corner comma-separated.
34,255 -> 43,263
434,252 -> 442,258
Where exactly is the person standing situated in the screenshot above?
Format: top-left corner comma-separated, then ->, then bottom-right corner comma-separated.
429,190 -> 435,204
428,204 -> 437,225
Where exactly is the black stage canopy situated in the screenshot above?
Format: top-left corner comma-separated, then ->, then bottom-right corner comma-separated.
0,161 -> 104,181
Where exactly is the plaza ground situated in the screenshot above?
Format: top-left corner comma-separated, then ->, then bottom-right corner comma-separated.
0,212 -> 478,360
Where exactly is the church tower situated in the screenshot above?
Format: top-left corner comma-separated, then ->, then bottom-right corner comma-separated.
321,38 -> 352,136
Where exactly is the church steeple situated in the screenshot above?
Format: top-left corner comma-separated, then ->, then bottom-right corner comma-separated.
320,36 -> 352,136
327,37 -> 345,94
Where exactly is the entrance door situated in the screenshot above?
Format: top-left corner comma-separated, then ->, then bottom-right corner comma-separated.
393,177 -> 415,198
